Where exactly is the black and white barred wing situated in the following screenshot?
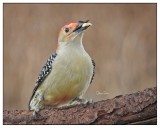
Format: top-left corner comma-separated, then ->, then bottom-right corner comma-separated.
90,59 -> 95,84
29,53 -> 57,107
35,53 -> 57,86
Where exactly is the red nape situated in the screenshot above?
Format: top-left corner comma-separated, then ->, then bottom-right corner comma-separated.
63,22 -> 71,26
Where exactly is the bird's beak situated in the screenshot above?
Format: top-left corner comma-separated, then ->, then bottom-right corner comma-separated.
73,20 -> 92,33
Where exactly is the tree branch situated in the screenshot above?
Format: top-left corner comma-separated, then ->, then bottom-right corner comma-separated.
3,87 -> 157,124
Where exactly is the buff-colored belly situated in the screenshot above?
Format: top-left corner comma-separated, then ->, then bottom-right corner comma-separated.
39,55 -> 92,106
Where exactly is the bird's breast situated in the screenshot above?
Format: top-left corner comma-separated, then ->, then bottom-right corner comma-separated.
42,51 -> 93,106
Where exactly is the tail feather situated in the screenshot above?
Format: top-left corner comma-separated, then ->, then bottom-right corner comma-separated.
29,90 -> 44,112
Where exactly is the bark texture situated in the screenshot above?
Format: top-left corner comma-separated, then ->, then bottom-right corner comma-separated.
3,87 -> 157,125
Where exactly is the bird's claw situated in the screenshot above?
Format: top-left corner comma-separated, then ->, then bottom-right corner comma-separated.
71,98 -> 94,106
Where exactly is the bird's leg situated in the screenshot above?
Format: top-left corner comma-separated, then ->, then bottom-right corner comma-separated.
70,97 -> 93,106
58,103 -> 72,109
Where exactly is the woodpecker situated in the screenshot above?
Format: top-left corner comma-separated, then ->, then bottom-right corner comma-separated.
29,20 -> 95,117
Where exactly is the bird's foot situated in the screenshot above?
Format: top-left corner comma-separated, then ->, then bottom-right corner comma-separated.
71,98 -> 94,106
58,103 -> 72,109
57,98 -> 94,110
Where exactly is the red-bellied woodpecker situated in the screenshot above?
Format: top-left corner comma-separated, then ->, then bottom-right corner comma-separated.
29,20 -> 95,117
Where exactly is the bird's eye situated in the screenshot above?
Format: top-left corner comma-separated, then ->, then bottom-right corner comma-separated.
64,27 -> 69,33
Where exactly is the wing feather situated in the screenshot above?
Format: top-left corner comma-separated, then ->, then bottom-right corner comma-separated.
90,59 -> 95,84
28,53 -> 57,109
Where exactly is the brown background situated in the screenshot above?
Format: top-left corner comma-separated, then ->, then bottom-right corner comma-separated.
4,4 -> 156,110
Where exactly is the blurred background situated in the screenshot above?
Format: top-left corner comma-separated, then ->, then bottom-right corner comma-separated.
4,4 -> 156,110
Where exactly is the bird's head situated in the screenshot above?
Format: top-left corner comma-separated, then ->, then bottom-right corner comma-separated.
57,20 -> 92,49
